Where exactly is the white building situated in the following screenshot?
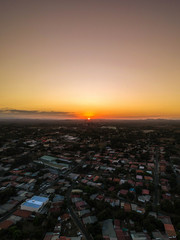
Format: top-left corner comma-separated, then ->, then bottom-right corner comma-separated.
21,195 -> 48,212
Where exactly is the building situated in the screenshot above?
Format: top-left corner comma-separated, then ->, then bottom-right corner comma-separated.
130,231 -> 149,240
164,224 -> 176,239
102,219 -> 117,239
21,196 -> 48,212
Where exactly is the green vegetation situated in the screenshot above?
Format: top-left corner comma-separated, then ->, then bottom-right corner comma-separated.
0,187 -> 16,204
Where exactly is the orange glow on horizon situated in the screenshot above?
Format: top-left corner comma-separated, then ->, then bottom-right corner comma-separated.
0,1 -> 180,120
81,112 -> 95,119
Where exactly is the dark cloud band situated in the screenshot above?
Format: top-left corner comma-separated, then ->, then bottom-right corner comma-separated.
0,108 -> 76,118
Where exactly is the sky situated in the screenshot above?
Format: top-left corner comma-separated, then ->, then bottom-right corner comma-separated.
0,0 -> 180,119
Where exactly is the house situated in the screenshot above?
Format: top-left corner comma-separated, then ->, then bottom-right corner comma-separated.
13,209 -> 32,218
131,204 -> 137,211
124,203 -> 131,212
138,195 -> 151,203
119,189 -> 128,195
102,219 -> 117,239
164,224 -> 176,239
53,195 -> 64,203
43,232 -> 60,240
130,231 -> 150,240
82,216 -> 97,224
136,175 -> 143,180
144,176 -> 153,181
75,201 -> 87,210
0,220 -> 14,230
142,189 -> 149,195
78,209 -> 90,217
96,195 -> 104,201
93,176 -> 99,182
152,230 -> 169,240
61,213 -> 70,221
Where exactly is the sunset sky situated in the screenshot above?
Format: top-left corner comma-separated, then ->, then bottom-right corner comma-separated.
0,0 -> 180,119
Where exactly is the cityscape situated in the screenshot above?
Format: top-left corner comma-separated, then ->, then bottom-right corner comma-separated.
0,1 -> 180,240
0,120 -> 180,239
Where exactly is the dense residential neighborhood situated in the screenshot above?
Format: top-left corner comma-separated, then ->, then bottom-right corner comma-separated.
0,120 -> 180,240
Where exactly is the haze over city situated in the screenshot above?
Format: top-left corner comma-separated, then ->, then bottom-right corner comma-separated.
0,0 -> 180,119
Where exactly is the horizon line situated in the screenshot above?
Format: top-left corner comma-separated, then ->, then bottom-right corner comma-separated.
0,117 -> 180,121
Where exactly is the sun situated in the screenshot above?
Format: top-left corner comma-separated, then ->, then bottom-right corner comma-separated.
83,112 -> 94,120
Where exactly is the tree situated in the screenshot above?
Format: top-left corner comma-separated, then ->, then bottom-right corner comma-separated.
94,234 -> 103,240
127,192 -> 135,201
177,222 -> 180,230
97,207 -> 112,221
129,211 -> 143,222
0,187 -> 16,204
143,218 -> 156,232
33,215 -> 44,226
120,182 -> 131,190
13,230 -> 22,240
161,199 -> 174,213
135,186 -> 142,195
174,199 -> 180,215
9,226 -> 23,240
114,209 -> 126,220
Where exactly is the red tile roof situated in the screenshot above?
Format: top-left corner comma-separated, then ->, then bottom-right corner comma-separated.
0,220 -> 14,229
119,189 -> 128,195
164,224 -> 176,237
14,209 -> 32,218
142,189 -> 149,195
114,219 -> 121,228
124,203 -> 131,212
144,176 -> 153,181
113,178 -> 120,183
93,176 -> 99,182
61,213 -> 70,221
135,182 -> 143,187
59,237 -> 71,240
108,186 -> 115,191
96,195 -> 104,200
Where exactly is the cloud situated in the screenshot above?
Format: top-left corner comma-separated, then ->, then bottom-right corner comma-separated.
0,108 -> 76,119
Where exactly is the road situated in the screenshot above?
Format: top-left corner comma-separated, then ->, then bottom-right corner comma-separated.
66,182 -> 93,240
64,159 -> 93,240
154,147 -> 159,208
0,202 -> 21,222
